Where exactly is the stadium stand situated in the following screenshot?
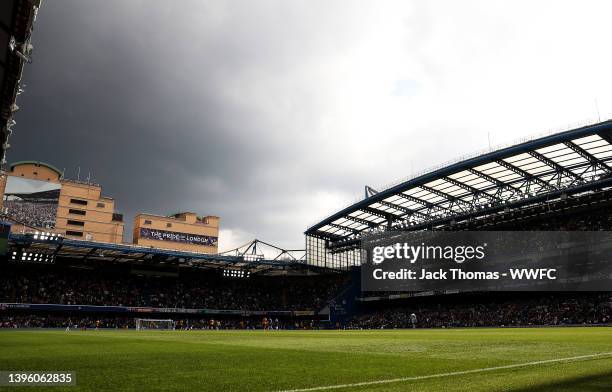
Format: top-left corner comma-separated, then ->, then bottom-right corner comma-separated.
0,263 -> 344,311
347,292 -> 611,329
294,120 -> 612,329
0,314 -> 322,330
305,120 -> 612,268
3,121 -> 612,330
0,259 -> 348,329
347,188 -> 612,328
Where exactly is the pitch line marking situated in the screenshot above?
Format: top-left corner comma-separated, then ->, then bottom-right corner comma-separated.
276,352 -> 612,392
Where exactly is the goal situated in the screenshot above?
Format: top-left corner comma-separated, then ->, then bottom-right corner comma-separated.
135,318 -> 175,331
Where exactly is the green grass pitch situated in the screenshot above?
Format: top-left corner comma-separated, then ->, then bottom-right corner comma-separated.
0,327 -> 611,391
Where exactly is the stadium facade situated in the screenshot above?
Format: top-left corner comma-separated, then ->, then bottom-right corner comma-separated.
133,212 -> 219,254
0,161 -> 220,253
305,120 -> 612,270
0,161 -> 125,243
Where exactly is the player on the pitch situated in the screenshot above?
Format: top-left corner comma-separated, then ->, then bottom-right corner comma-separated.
410,313 -> 418,328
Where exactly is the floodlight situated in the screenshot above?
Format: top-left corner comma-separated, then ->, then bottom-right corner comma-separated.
223,268 -> 250,279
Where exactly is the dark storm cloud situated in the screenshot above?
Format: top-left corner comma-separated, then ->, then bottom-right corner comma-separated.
11,0 -> 371,249
11,1 -> 612,250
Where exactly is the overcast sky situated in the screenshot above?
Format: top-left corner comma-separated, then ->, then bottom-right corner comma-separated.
10,0 -> 612,251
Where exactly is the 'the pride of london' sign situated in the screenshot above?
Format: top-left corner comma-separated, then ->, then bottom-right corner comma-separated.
139,228 -> 218,246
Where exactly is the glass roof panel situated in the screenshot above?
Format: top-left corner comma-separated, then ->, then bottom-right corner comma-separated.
473,161 -> 500,171
550,155 -> 588,166
579,139 -> 608,149
585,145 -> 612,155
572,134 -> 602,145
447,170 -> 472,180
535,143 -> 567,154
543,148 -> 579,159
512,159 -> 547,170
503,153 -> 533,163
593,150 -> 612,159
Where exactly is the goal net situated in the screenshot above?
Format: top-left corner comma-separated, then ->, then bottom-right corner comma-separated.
135,318 -> 175,331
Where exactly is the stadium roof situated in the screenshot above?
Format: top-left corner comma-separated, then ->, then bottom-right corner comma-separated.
0,0 -> 41,163
9,160 -> 62,177
306,120 -> 612,244
8,233 -> 330,276
4,188 -> 59,200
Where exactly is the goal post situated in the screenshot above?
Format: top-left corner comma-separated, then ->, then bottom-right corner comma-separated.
135,318 -> 175,331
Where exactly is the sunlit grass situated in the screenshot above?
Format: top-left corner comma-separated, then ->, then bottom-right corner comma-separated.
0,327 -> 610,391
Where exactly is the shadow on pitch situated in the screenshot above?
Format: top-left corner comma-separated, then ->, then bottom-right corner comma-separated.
508,370 -> 612,392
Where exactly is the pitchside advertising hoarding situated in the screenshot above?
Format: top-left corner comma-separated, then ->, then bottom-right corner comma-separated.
3,177 -> 60,229
361,231 -> 612,291
139,227 -> 218,247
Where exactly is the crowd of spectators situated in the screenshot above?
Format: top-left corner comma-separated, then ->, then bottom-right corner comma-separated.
4,200 -> 58,229
346,293 -> 612,329
0,315 -> 131,329
0,265 -> 345,311
0,315 -> 322,330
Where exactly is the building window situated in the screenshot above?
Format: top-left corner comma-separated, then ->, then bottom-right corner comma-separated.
67,220 -> 85,227
112,213 -> 123,222
65,230 -> 83,237
70,198 -> 88,206
97,202 -> 105,208
69,209 -> 86,216
144,220 -> 152,225
166,223 -> 172,228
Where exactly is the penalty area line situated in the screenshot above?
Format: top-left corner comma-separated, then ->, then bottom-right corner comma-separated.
276,352 -> 612,392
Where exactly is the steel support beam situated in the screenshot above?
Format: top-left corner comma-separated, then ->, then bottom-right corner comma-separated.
467,168 -> 523,198
443,176 -> 501,202
344,215 -> 379,227
528,150 -> 583,183
377,200 -> 430,219
496,159 -> 556,192
564,141 -> 612,174
328,223 -> 360,234
420,184 -> 473,212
